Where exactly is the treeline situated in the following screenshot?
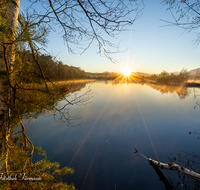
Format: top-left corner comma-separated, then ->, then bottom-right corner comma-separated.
18,51 -> 87,82
146,68 -> 189,84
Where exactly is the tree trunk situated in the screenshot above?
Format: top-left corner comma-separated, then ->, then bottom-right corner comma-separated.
0,0 -> 20,171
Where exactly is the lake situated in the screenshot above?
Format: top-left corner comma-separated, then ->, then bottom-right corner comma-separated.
24,81 -> 200,189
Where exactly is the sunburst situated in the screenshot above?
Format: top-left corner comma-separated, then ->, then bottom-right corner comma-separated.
121,67 -> 132,77
111,64 -> 141,84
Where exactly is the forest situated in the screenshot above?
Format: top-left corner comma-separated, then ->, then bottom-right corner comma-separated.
18,51 -> 87,82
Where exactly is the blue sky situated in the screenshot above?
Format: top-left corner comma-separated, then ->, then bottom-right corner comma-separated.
19,0 -> 200,74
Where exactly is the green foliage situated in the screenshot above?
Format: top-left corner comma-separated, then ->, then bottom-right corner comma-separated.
0,1 -> 11,69
0,1 -> 11,42
17,12 -> 50,51
0,9 -> 79,189
0,133 -> 75,190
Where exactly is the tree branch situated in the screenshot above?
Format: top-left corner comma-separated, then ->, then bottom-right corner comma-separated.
142,154 -> 200,181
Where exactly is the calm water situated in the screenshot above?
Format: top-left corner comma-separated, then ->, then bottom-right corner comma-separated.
24,81 -> 200,189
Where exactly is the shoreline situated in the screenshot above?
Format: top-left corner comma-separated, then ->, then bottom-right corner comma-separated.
96,78 -> 200,88
43,78 -> 200,88
50,79 -> 97,84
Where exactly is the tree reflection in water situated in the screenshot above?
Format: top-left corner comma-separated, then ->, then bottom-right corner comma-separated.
109,78 -> 191,100
145,83 -> 190,100
0,81 -> 92,189
125,80 -> 200,189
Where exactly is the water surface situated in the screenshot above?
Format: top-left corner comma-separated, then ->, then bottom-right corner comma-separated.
25,81 -> 200,189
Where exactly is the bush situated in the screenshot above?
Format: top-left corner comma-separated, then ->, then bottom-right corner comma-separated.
149,68 -> 189,84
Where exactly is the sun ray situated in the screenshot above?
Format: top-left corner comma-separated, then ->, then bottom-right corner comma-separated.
113,74 -> 124,81
68,87 -> 117,167
130,86 -> 159,161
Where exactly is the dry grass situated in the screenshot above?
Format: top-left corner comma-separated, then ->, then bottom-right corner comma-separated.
23,79 -> 96,88
20,79 -> 97,97
48,79 -> 97,85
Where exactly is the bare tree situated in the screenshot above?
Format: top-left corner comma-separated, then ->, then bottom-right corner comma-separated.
25,0 -> 144,61
161,0 -> 200,46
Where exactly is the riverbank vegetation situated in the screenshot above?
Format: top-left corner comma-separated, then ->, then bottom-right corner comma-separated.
146,68 -> 189,84
0,8 -> 90,189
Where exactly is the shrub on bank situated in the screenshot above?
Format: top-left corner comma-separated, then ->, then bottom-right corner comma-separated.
149,68 -> 189,84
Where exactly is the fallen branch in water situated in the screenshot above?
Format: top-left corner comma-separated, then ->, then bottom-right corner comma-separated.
141,154 -> 200,181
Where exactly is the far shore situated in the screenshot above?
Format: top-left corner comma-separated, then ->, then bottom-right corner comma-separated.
144,80 -> 200,87
51,78 -> 200,86
99,77 -> 200,88
37,78 -> 200,88
145,80 -> 200,88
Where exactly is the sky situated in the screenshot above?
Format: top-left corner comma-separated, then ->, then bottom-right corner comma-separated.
19,0 -> 200,74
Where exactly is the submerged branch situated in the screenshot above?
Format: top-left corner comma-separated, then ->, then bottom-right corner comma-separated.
142,154 -> 200,181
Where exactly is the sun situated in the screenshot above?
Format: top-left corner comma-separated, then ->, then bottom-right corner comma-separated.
121,67 -> 132,77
